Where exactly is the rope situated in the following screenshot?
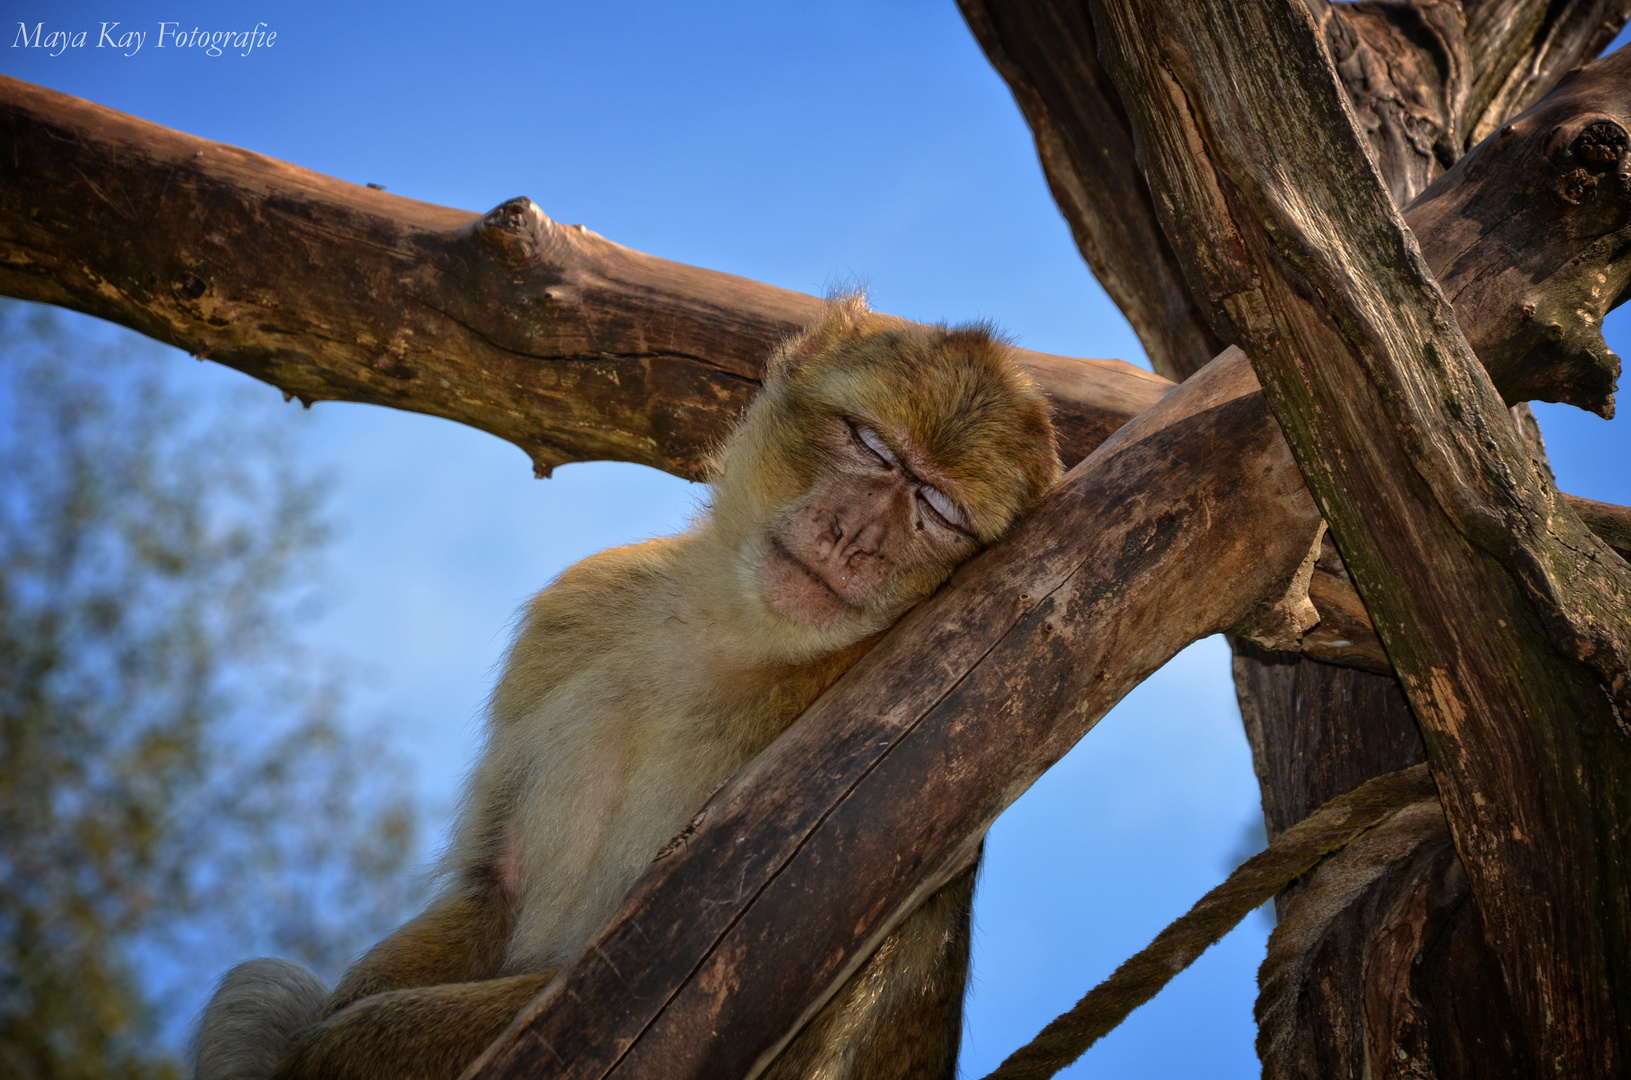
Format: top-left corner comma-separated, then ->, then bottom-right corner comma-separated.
977,763 -> 1437,1080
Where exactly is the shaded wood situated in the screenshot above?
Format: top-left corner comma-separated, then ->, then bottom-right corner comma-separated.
1234,641 -> 1427,850
0,75 -> 1166,480
955,0 -> 1222,380
1304,0 -> 1473,206
957,0 -> 1631,378
1089,5 -> 1631,1074
464,347 -> 1326,1080
959,7 -> 1631,1072
1298,543 -> 1395,672
1253,799 -> 1532,1079
1570,492 -> 1631,555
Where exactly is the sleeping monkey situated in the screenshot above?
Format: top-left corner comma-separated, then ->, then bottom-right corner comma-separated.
193,296 -> 1060,1080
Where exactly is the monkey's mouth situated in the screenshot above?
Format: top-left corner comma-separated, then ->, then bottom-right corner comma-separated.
761,535 -> 865,626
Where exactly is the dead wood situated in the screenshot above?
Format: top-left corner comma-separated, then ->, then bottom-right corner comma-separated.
958,0 -> 1630,381
0,75 -> 1166,481
1570,491 -> 1631,555
1090,5 -> 1631,1074
960,4 -> 1631,1074
955,0 -> 1222,380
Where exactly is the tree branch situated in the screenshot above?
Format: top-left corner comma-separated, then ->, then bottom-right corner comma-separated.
959,0 -> 1631,381
1464,0 -> 1631,144
0,75 -> 1166,480
956,0 -> 1224,379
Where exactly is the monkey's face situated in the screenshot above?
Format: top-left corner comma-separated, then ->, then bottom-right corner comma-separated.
756,414 -> 981,630
708,298 -> 1060,657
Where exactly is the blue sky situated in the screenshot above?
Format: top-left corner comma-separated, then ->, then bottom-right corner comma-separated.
6,4 -> 1629,1076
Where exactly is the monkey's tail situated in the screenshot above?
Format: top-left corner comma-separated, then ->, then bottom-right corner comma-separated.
190,958 -> 328,1080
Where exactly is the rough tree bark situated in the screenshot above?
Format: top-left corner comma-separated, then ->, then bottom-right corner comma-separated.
0,75 -> 1163,482
961,1 -> 1631,1074
1091,4 -> 1631,1078
2,4 -> 1630,1073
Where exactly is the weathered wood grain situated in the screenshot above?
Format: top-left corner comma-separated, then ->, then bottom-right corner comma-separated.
0,75 -> 1166,480
1090,4 -> 1631,1073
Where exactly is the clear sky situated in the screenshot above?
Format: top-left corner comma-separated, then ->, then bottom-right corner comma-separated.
6,4 -> 1629,1076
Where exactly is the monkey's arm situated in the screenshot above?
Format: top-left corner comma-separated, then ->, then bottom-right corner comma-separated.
321,883 -> 516,1018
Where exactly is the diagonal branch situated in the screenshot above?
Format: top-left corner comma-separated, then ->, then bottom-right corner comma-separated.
464,346 -> 1328,1080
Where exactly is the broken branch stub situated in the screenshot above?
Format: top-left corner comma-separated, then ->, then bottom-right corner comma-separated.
1409,68 -> 1631,417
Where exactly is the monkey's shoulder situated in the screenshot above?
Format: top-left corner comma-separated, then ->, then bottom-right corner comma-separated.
489,538 -> 687,716
536,537 -> 684,618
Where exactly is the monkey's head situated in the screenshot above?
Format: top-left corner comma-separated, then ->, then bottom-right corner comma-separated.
708,296 -> 1060,659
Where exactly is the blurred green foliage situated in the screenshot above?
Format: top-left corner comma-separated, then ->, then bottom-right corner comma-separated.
0,302 -> 420,1080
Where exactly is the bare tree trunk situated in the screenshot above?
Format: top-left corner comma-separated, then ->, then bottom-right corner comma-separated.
960,2 -> 1631,1074
1091,3 -> 1631,1074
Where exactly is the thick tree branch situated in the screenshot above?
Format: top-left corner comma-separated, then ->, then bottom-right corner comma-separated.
0,75 -> 1166,480
956,0 -> 1224,379
1090,5 -> 1631,1073
1463,0 -> 1631,144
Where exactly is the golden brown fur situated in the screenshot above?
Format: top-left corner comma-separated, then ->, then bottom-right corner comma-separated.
192,297 -> 1059,1080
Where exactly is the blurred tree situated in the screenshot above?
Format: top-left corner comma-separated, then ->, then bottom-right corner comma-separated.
0,301 -> 420,1080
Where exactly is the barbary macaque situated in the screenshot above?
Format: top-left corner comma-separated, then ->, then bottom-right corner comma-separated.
192,297 -> 1060,1080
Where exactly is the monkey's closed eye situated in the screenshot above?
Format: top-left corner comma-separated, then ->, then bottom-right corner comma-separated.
919,485 -> 971,534
850,422 -> 900,469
